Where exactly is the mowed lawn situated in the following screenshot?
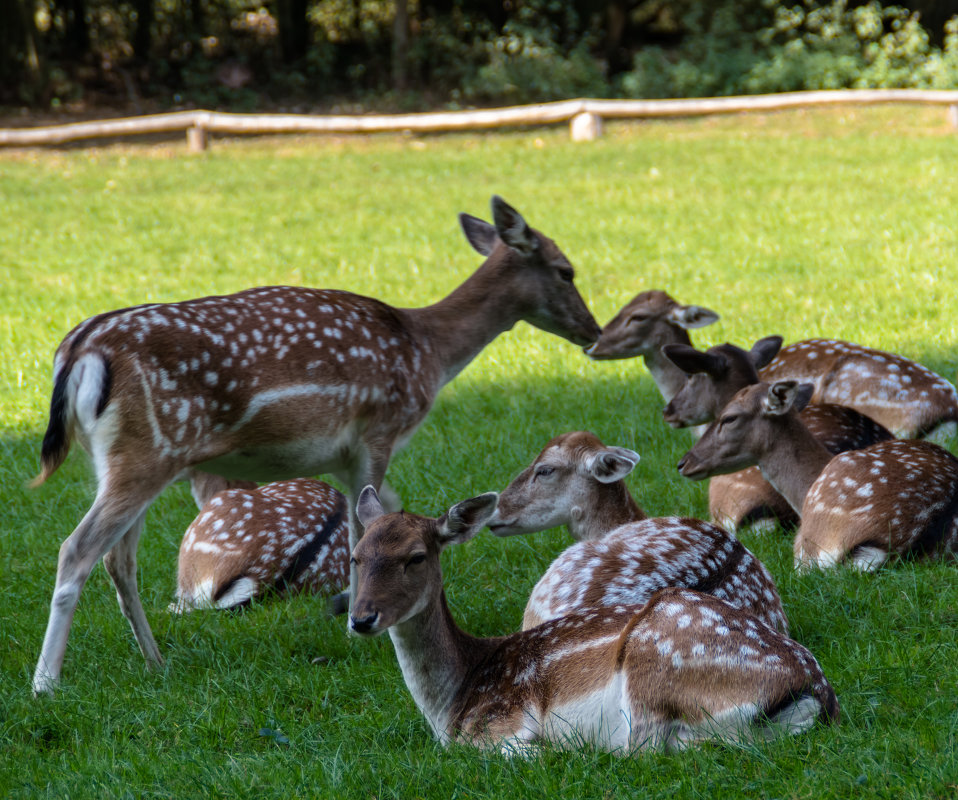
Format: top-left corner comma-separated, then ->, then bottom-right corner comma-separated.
0,106 -> 956,798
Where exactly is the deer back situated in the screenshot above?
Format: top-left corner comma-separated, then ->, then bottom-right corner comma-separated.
172,478 -> 349,611
797,439 -> 958,569
522,517 -> 789,633
760,338 -> 958,438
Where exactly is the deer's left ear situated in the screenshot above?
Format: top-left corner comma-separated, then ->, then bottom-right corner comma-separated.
491,196 -> 538,255
586,448 -> 640,483
357,485 -> 387,528
749,336 -> 784,370
438,493 -> 500,546
668,304 -> 720,330
459,213 -> 499,256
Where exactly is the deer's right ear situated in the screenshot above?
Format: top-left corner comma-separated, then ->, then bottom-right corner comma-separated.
663,344 -> 727,378
438,493 -> 499,546
459,213 -> 499,256
763,381 -> 814,416
491,196 -> 538,255
357,486 -> 387,528
668,304 -> 720,330
749,336 -> 784,370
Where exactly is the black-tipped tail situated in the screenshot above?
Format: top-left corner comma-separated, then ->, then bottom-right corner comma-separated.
30,364 -> 74,489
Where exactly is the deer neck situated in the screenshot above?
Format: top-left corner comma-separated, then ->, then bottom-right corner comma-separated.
756,418 -> 833,514
569,481 -> 646,540
644,331 -> 692,402
387,588 -> 500,743
405,259 -> 526,387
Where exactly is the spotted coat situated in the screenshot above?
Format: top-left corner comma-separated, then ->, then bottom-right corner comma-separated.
449,589 -> 837,752
171,478 -> 349,611
523,517 -> 789,633
761,338 -> 958,438
798,438 -> 958,569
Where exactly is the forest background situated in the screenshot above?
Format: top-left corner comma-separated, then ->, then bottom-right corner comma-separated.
2,0 -> 958,116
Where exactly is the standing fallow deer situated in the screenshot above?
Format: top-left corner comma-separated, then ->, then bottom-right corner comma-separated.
678,382 -> 958,570
349,486 -> 839,754
28,195 -> 601,695
759,339 -> 958,440
170,478 -> 349,613
486,431 -> 788,633
662,338 -> 893,531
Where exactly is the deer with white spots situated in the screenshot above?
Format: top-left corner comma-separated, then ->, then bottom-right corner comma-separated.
170,478 -> 349,612
662,338 -> 893,531
349,486 -> 839,754
28,195 -> 601,695
678,382 -> 958,571
485,431 -> 788,633
759,339 -> 958,441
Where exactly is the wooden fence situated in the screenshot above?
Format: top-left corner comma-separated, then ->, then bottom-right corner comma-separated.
1,89 -> 957,151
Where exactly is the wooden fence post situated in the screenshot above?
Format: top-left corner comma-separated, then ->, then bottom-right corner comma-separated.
570,111 -> 602,141
187,124 -> 208,152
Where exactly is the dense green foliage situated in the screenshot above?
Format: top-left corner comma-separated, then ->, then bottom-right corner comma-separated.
2,1 -> 957,110
1,107 -> 957,797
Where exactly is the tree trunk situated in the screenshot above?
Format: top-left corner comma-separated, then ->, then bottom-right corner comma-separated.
61,0 -> 90,59
132,0 -> 154,60
392,0 -> 409,91
277,0 -> 309,64
0,0 -> 42,100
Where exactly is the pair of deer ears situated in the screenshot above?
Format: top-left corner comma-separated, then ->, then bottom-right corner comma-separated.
664,336 -> 784,378
459,196 -> 539,257
356,486 -> 500,548
584,447 -> 640,483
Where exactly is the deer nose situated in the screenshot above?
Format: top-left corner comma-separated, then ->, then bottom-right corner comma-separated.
349,612 -> 379,635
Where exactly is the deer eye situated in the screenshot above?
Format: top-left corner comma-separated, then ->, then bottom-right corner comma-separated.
627,313 -> 649,325
557,267 -> 574,283
719,414 -> 740,427
406,553 -> 426,568
534,465 -> 555,479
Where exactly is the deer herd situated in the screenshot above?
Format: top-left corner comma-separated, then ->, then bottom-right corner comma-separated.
28,197 -> 957,758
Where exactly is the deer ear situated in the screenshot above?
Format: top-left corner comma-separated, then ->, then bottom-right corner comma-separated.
459,213 -> 499,256
438,493 -> 500,546
750,336 -> 783,370
356,485 -> 386,528
668,304 -> 720,330
491,196 -> 538,255
763,381 -> 814,416
587,448 -> 640,483
663,344 -> 727,378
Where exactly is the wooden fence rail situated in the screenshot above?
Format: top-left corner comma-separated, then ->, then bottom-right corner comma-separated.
1,89 -> 957,151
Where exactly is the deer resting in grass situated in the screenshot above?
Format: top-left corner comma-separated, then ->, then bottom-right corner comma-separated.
678,381 -> 958,570
29,195 -> 601,695
486,431 -> 788,633
662,338 -> 893,531
170,478 -> 349,612
349,486 -> 839,754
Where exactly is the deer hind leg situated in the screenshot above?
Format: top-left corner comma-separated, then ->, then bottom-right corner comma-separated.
103,509 -> 162,667
32,479 -> 169,695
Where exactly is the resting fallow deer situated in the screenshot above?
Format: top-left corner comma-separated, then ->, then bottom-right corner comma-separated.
678,382 -> 958,570
28,195 -> 601,694
170,478 -> 349,612
486,431 -> 788,632
349,486 -> 839,754
662,338 -> 893,531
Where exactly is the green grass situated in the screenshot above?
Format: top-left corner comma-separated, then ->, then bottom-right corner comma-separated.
1,105 -> 957,798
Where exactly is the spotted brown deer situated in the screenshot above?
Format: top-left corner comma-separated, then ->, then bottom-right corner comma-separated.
759,339 -> 958,440
678,382 -> 958,570
29,195 -> 601,694
170,478 -> 349,612
486,431 -> 788,632
349,486 -> 838,754
663,338 -> 893,531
